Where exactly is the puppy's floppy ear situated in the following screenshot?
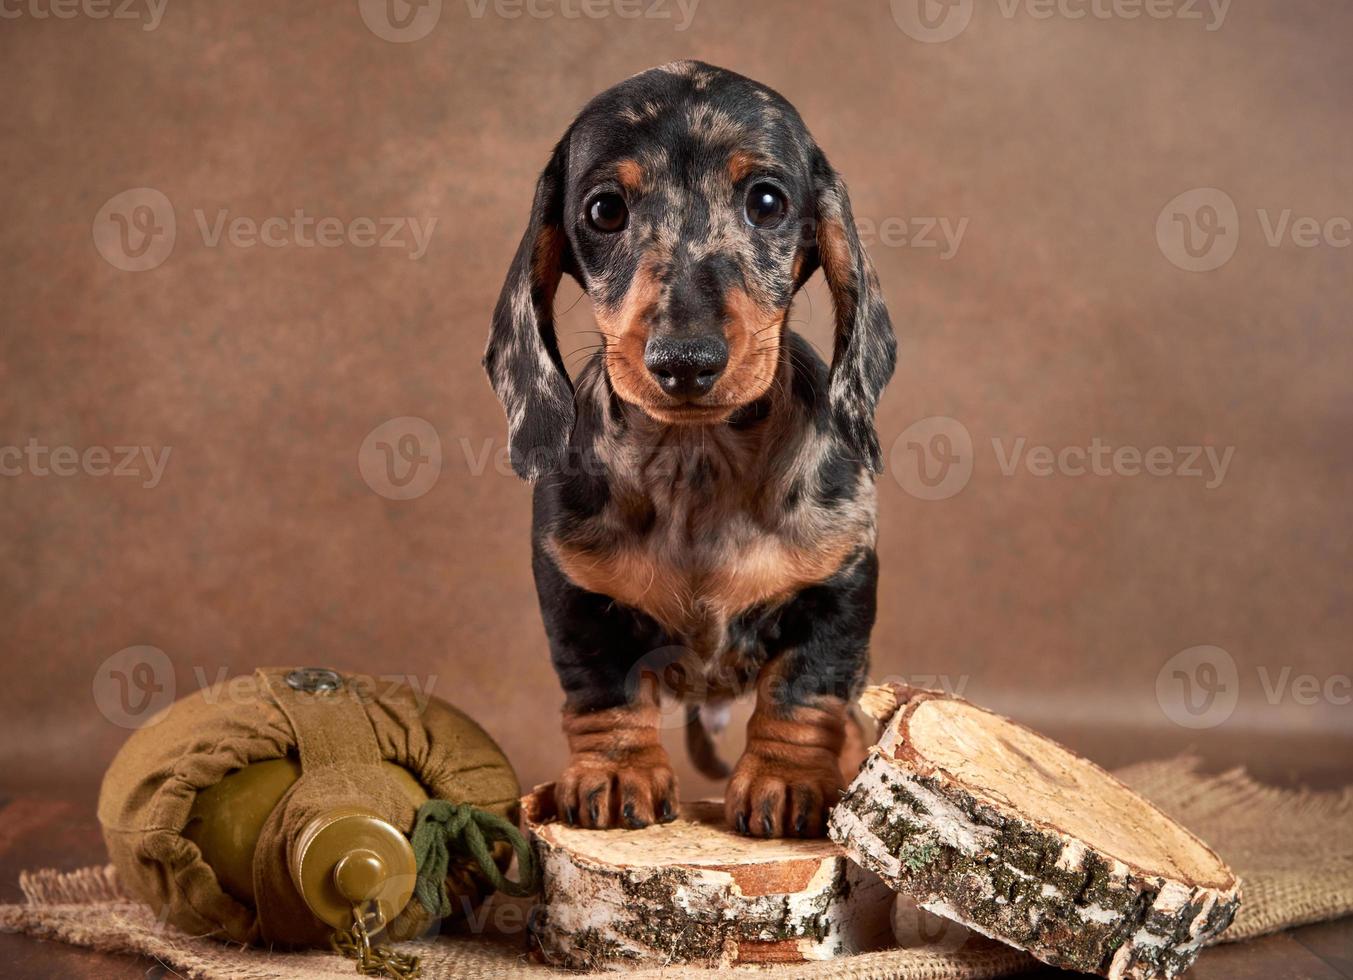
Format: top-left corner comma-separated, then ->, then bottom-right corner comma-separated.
810,148 -> 897,473
483,140 -> 576,481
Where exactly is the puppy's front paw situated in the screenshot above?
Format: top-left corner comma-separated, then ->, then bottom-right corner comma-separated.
555,748 -> 678,830
725,751 -> 842,838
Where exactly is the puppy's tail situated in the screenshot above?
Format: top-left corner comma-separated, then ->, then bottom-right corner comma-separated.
685,702 -> 732,779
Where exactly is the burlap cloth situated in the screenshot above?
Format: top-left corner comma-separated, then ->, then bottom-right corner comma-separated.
4,756 -> 1351,979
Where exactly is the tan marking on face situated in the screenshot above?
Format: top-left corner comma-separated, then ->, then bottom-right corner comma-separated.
595,256 -> 664,410
728,150 -> 760,183
596,271 -> 788,423
718,287 -> 785,407
615,158 -> 644,193
595,251 -> 736,425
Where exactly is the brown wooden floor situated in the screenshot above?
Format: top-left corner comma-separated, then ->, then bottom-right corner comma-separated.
3,728 -> 1351,979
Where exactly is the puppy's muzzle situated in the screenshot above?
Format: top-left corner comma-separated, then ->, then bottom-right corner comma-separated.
643,335 -> 729,399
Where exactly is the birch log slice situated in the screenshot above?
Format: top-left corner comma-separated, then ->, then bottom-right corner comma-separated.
829,686 -> 1242,980
524,785 -> 893,970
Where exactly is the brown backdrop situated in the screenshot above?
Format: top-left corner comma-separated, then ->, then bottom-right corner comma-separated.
2,0 -> 1350,800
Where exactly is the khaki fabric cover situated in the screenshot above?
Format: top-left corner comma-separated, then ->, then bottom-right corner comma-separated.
96,667 -> 520,948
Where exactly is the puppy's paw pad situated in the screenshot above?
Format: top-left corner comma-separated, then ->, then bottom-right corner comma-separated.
555,755 -> 677,830
725,753 -> 842,839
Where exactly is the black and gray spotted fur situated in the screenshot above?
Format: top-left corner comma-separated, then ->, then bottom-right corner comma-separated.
484,61 -> 896,791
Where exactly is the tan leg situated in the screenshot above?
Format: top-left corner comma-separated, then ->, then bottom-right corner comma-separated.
724,663 -> 847,838
555,679 -> 677,829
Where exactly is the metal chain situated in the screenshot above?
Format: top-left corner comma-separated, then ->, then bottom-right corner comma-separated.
330,901 -> 422,980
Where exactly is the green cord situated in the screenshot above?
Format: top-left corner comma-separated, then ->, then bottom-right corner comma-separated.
409,800 -> 539,917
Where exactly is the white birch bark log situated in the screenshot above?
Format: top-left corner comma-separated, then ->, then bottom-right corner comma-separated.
829,685 -> 1242,980
524,786 -> 893,970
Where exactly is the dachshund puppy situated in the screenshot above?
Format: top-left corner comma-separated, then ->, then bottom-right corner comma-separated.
484,61 -> 895,838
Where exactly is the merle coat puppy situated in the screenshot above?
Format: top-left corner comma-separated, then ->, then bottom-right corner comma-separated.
484,61 -> 895,838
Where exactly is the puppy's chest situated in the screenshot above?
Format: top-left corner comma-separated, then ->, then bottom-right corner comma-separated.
549,482 -> 858,647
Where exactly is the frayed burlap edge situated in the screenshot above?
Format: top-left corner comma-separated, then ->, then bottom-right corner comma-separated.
3,756 -> 1351,979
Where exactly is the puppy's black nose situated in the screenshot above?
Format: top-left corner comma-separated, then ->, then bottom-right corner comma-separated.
644,335 -> 729,399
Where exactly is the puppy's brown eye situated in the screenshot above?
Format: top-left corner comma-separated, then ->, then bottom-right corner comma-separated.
587,193 -> 628,233
745,183 -> 788,229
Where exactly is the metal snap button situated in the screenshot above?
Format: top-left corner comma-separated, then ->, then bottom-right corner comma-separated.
285,667 -> 343,694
